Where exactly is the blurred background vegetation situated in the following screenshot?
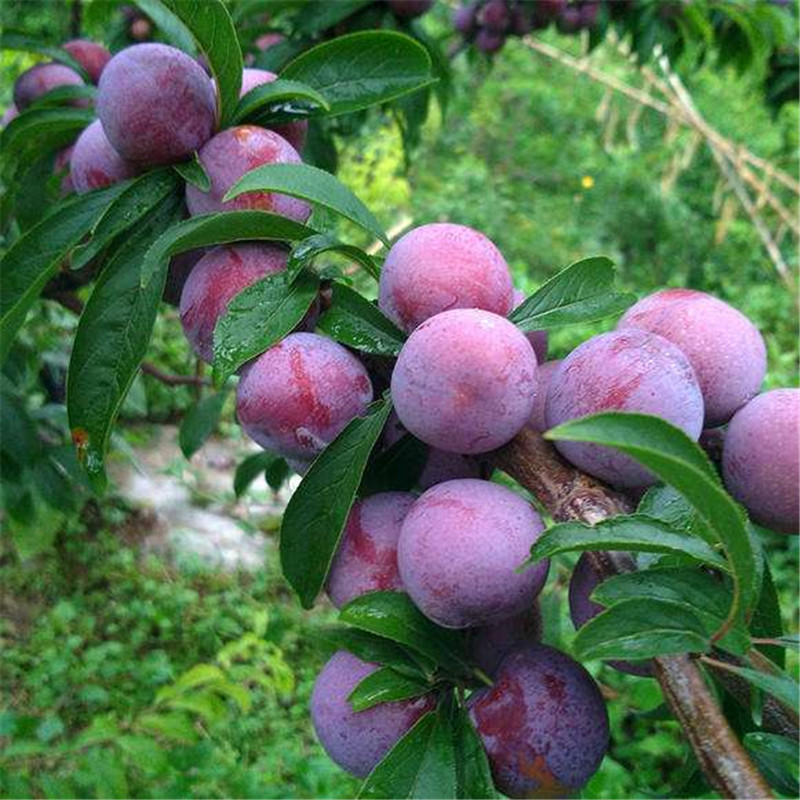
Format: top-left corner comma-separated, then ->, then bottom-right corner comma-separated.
1,1 -> 798,798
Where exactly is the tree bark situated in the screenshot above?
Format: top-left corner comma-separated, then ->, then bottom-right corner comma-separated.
489,427 -> 774,799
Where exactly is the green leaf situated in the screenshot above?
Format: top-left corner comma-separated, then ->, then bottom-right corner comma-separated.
234,450 -> 286,496
348,666 -> 431,712
573,598 -> 710,661
280,399 -> 391,608
359,710 -> 457,800
233,78 -> 331,125
509,256 -> 636,331
750,556 -> 785,668
179,390 -> 229,459
292,0 -> 375,35
591,568 -> 749,656
319,628 -> 434,681
0,30 -> 88,77
1,107 -> 93,178
318,282 -> 405,357
526,515 -> 728,570
28,84 -> 97,109
135,0 -> 198,54
546,412 -> 755,634
67,194 -> 183,492
743,733 -> 800,797
287,234 -> 381,281
72,169 -> 182,270
212,268 -> 320,386
140,210 -> 317,287
0,184 -> 127,364
451,704 -> 498,799
224,163 -> 388,245
156,0 -> 242,126
282,31 -> 433,117
339,592 -> 473,677
173,153 -> 210,192
360,433 -> 428,496
712,662 -> 799,712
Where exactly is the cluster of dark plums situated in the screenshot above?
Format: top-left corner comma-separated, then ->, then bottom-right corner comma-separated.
6,31 -> 797,799
453,0 -> 618,53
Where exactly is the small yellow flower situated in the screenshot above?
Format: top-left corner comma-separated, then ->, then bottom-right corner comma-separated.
581,175 -> 595,190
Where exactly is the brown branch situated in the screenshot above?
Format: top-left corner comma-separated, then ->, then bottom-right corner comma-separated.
140,362 -> 210,387
489,428 -> 774,799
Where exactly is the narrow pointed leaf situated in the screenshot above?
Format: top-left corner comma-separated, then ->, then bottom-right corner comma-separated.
173,154 -> 210,192
140,210 -> 317,286
318,282 -> 406,357
714,663 -> 799,712
280,399 -> 391,608
359,710 -> 457,800
348,667 -> 431,712
0,184 -> 127,363
452,704 -> 498,799
0,30 -> 88,76
67,195 -> 183,492
233,79 -> 330,124
573,598 -> 710,661
73,169 -> 182,270
234,450 -> 285,497
212,269 -> 320,386
224,163 -> 388,245
282,31 -> 433,117
287,235 -> 381,281
179,390 -> 229,459
510,256 -> 635,331
156,0 -> 242,126
526,515 -> 728,570
340,592 -> 473,676
591,568 -> 749,655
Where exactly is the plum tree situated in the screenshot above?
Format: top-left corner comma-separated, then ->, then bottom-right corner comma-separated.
722,389 -> 799,534
397,479 -> 549,628
382,412 -> 484,489
527,359 -> 562,433
391,309 -> 538,454
468,603 -> 541,675
63,39 -> 111,83
179,243 -> 288,363
569,554 -> 653,676
545,329 -> 704,487
378,223 -> 513,332
326,492 -> 416,608
311,651 -> 436,778
69,119 -> 138,194
512,289 -> 548,363
96,43 -> 217,165
618,289 -> 766,427
13,62 -> 84,110
185,125 -> 311,220
239,68 -> 307,151
469,643 -> 609,798
236,333 -> 373,462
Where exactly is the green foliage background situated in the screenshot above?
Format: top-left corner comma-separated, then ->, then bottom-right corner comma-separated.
1,2 -> 798,799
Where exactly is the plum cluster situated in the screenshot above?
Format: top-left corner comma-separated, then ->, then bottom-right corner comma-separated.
453,0 -> 604,54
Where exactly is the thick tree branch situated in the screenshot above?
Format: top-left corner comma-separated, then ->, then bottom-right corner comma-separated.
489,427 -> 774,799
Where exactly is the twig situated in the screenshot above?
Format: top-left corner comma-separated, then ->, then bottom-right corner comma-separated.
141,362 -> 210,387
489,428 -> 773,799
